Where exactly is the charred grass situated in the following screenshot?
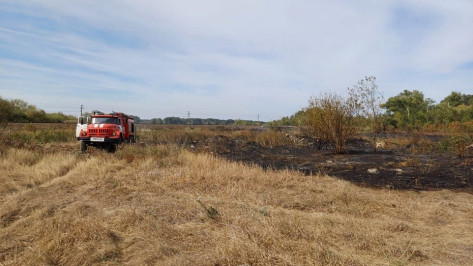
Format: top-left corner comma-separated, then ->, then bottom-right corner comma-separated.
1,143 -> 473,265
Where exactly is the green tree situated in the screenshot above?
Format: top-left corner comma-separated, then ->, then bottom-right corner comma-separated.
163,117 -> 183,124
46,112 -> 75,123
456,104 -> 473,122
234,119 -> 249,125
10,99 -> 30,122
0,96 -> 15,123
150,118 -> 162,124
441,91 -> 473,107
382,90 -> 434,130
26,106 -> 48,122
430,103 -> 455,126
1,96 -> 75,123
268,110 -> 305,127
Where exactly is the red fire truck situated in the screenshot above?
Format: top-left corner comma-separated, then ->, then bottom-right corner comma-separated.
76,111 -> 136,152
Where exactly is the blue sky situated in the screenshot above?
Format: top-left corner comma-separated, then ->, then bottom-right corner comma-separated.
1,0 -> 473,120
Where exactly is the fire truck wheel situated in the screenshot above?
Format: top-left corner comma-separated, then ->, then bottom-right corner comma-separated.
80,141 -> 87,153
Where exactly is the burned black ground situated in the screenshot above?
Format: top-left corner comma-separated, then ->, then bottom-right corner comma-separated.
189,135 -> 473,191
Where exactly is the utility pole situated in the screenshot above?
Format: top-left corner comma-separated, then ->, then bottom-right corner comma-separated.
257,114 -> 260,122
187,111 -> 190,119
80,105 -> 84,116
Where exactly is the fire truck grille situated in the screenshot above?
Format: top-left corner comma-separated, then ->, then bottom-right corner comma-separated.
89,129 -> 109,136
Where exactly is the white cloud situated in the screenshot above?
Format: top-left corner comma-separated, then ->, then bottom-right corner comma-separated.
1,0 -> 473,120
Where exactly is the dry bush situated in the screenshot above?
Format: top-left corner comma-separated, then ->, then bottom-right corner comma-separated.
447,122 -> 473,158
1,145 -> 473,265
431,122 -> 473,158
304,92 -> 362,153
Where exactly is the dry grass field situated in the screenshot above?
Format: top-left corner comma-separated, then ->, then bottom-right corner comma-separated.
1,141 -> 473,265
1,124 -> 473,265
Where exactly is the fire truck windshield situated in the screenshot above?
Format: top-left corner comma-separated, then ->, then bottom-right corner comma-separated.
92,117 -> 120,124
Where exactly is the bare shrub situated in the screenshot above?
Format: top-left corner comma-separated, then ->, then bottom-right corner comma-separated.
350,76 -> 384,152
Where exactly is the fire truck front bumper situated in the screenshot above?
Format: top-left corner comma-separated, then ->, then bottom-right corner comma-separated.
78,137 -> 121,143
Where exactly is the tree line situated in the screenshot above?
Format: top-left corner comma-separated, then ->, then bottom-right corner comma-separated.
270,87 -> 473,131
0,96 -> 75,123
138,117 -> 263,126
1,95 -> 264,126
268,77 -> 472,153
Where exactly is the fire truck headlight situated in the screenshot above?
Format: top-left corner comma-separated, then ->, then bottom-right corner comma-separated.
112,132 -> 117,136
81,132 -> 87,136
